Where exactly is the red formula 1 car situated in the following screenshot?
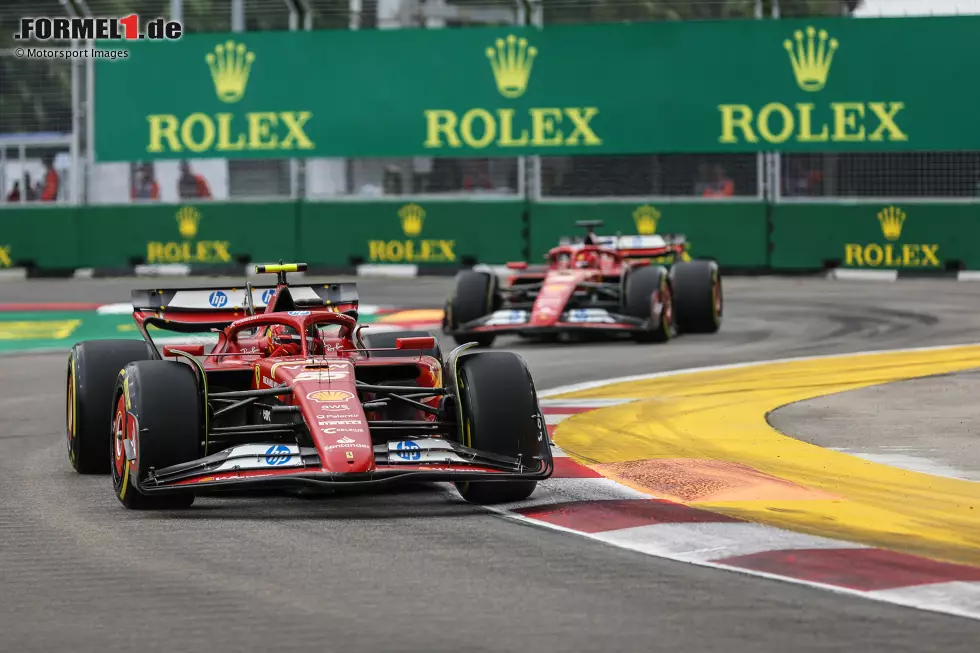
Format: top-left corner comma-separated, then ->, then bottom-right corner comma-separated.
443,221 -> 723,347
66,263 -> 551,509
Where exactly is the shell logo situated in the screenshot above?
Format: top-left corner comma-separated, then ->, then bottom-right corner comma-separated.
306,390 -> 355,403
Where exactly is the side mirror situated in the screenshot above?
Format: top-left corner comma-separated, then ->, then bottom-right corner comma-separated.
506,261 -> 528,270
163,344 -> 205,357
395,336 -> 436,351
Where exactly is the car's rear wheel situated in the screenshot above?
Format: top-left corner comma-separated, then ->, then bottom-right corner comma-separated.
67,339 -> 155,474
672,260 -> 723,334
110,361 -> 202,509
453,352 -> 547,504
623,266 -> 673,344
361,329 -> 443,421
446,271 -> 496,348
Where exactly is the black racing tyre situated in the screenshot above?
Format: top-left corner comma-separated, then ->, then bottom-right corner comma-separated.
110,361 -> 202,509
361,329 -> 443,362
453,352 -> 545,504
623,266 -> 673,344
67,339 -> 155,474
671,260 -> 723,334
446,271 -> 496,348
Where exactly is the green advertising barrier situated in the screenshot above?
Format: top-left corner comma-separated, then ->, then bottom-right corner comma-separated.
17,200 -> 980,274
771,203 -> 980,271
0,207 -> 81,271
299,201 -> 524,266
95,16 -> 980,161
529,202 -> 768,268
74,202 -> 299,268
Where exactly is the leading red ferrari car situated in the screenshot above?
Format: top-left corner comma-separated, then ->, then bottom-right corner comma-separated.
66,263 -> 551,509
443,221 -> 722,347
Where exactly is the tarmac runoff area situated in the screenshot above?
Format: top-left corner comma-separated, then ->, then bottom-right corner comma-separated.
770,370 -> 980,482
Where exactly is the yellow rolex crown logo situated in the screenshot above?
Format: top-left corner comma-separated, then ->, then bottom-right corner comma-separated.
783,26 -> 838,92
398,203 -> 425,237
176,206 -> 201,239
486,34 -> 537,99
632,205 -> 661,235
877,206 -> 906,241
205,40 -> 256,103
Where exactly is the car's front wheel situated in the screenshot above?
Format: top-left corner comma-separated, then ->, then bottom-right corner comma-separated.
623,266 -> 673,344
111,361 -> 202,509
453,351 -> 548,504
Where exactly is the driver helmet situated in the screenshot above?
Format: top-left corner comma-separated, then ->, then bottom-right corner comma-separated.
576,251 -> 598,268
267,325 -> 301,356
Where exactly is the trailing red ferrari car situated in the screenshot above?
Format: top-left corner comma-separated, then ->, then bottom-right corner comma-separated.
443,221 -> 722,347
66,263 -> 551,509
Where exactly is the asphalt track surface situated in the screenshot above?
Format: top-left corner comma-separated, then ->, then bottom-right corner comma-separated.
2,276 -> 980,652
771,370 -> 980,481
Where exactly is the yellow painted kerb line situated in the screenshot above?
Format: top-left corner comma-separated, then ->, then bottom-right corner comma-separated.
550,345 -> 980,567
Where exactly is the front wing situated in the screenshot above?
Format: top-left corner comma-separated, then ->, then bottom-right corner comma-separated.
136,437 -> 553,495
449,307 -> 650,338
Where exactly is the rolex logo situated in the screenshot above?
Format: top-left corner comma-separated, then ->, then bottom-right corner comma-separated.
486,34 -> 537,99
783,26 -> 838,92
398,203 -> 425,237
205,40 -> 256,103
877,206 -> 906,241
176,206 -> 201,239
632,205 -> 660,236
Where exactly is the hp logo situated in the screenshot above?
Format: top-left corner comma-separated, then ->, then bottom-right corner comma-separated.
264,444 -> 292,466
261,289 -> 275,304
395,441 -> 421,462
208,291 -> 228,308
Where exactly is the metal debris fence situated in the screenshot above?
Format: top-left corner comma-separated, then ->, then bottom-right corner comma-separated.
1,0 -> 979,204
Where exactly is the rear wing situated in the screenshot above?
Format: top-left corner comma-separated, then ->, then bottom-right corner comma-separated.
558,233 -> 683,246
131,283 -> 359,321
556,233 -> 687,258
597,234 -> 686,257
